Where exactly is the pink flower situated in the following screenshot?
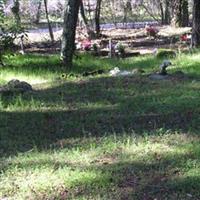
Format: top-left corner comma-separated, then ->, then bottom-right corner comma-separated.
82,39 -> 91,51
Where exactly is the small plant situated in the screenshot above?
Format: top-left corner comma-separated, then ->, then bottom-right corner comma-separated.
115,42 -> 125,57
92,43 -> 99,56
92,43 -> 98,52
156,49 -> 176,59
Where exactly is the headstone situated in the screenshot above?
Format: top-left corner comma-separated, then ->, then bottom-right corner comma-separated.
0,79 -> 33,95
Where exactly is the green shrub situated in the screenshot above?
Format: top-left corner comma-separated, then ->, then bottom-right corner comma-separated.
0,3 -> 25,66
156,49 -> 177,59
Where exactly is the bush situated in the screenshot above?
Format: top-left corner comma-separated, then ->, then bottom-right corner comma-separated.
115,42 -> 125,57
156,49 -> 176,59
0,3 -> 25,66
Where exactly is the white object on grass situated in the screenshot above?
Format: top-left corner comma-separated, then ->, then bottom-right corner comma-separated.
109,67 -> 120,76
109,67 -> 133,77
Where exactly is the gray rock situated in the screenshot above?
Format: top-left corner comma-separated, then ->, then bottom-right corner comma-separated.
173,71 -> 185,77
159,60 -> 172,75
7,79 -> 20,87
0,79 -> 33,95
0,86 -> 11,95
17,81 -> 33,91
149,74 -> 170,80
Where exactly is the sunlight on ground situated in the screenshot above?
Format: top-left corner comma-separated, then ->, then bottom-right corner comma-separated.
1,134 -> 200,199
0,72 -> 49,85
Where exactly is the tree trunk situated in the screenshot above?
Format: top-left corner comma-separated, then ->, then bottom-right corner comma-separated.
171,0 -> 182,27
181,0 -> 189,27
192,0 -> 200,47
95,0 -> 102,38
164,0 -> 170,24
80,0 -> 95,39
44,0 -> 54,43
171,0 -> 188,27
34,0 -> 42,24
159,0 -> 164,24
61,0 -> 81,68
11,0 -> 21,27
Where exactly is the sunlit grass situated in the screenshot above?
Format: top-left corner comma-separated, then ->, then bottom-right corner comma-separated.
1,50 -> 200,86
1,133 -> 200,199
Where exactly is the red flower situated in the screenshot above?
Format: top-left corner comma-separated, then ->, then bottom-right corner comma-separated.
146,26 -> 158,37
180,34 -> 188,41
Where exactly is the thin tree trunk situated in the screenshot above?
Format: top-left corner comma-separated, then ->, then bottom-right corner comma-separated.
80,0 -> 95,39
44,0 -> 54,43
141,3 -> 160,23
159,0 -> 164,24
35,0 -> 42,24
61,0 -> 81,68
95,0 -> 102,38
11,0 -> 21,27
181,0 -> 189,27
191,0 -> 200,47
164,0 -> 170,24
86,0 -> 93,28
171,0 -> 188,27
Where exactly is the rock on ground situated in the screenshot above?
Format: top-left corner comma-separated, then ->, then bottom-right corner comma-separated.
0,79 -> 33,95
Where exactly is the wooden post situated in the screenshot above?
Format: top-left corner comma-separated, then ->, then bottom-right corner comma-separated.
19,35 -> 25,55
108,38 -> 113,58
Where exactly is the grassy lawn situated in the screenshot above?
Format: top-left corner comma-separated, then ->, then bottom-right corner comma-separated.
0,52 -> 200,199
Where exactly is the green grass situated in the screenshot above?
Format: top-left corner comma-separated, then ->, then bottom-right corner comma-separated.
0,51 -> 200,199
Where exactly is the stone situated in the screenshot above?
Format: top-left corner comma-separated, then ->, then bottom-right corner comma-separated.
0,79 -> 33,95
173,71 -> 185,77
17,81 -> 33,91
149,74 -> 170,80
7,79 -> 20,87
159,60 -> 172,75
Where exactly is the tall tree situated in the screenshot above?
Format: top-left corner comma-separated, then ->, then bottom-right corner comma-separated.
44,0 -> 54,43
95,0 -> 102,38
34,0 -> 42,24
61,0 -> 81,68
191,0 -> 200,47
181,0 -> 189,27
122,0 -> 132,25
164,0 -> 170,24
171,0 -> 189,27
11,0 -> 21,27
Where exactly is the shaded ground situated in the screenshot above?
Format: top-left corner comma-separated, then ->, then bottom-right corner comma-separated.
0,53 -> 200,199
1,73 -> 200,157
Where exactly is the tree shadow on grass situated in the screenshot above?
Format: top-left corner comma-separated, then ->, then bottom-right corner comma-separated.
0,75 -> 200,157
1,143 -> 200,200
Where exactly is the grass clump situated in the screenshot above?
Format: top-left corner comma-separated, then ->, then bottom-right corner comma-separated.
156,49 -> 177,59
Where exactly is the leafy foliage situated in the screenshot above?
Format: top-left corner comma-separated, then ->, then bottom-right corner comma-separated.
156,49 -> 177,59
0,1 -> 26,66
